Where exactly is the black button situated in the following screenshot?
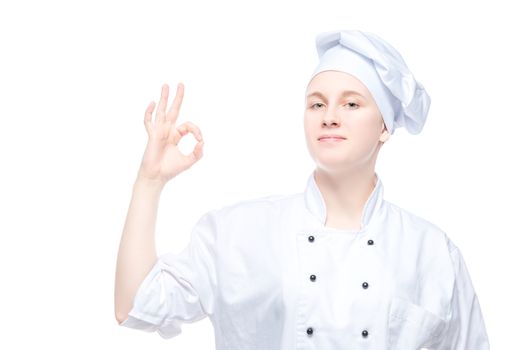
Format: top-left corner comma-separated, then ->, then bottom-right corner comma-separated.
367,239 -> 374,245
362,329 -> 368,337
307,327 -> 314,336
310,274 -> 316,282
362,282 -> 369,289
308,235 -> 315,242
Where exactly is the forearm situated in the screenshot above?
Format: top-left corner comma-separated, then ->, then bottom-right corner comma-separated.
114,175 -> 165,323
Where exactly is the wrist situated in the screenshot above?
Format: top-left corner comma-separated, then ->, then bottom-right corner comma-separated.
134,173 -> 166,191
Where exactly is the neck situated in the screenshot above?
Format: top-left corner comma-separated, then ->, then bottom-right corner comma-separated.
314,165 -> 377,230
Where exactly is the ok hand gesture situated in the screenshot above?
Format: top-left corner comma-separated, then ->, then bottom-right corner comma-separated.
137,83 -> 204,185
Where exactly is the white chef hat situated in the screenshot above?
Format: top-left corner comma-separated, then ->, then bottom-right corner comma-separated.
308,29 -> 431,135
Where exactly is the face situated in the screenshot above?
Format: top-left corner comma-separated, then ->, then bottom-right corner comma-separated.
304,70 -> 390,172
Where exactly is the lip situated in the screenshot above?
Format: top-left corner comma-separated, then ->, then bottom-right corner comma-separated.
318,134 -> 346,140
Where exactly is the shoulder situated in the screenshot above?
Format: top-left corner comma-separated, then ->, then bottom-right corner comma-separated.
211,191 -> 303,222
187,193 -> 302,244
384,199 -> 453,247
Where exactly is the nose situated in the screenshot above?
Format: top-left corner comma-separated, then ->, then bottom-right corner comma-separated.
322,109 -> 340,127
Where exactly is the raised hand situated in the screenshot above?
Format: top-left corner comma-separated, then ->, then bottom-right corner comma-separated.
137,83 -> 204,185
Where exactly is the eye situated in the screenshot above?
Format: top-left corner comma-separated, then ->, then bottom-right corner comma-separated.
309,102 -> 359,109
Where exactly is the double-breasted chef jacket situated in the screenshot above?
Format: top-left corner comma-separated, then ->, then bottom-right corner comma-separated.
120,170 -> 490,349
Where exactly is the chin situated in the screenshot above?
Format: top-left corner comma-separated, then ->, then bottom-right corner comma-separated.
314,154 -> 353,168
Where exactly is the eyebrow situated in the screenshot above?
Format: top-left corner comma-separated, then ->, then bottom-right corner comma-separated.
306,90 -> 366,100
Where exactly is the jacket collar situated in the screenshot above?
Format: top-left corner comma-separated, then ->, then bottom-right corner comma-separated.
304,169 -> 385,229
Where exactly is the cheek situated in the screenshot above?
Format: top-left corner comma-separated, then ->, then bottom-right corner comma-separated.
303,118 -> 315,136
344,113 -> 382,150
349,111 -> 381,135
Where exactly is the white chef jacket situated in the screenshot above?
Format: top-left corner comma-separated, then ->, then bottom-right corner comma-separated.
119,170 -> 490,349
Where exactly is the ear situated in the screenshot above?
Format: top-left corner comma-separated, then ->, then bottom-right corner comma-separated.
379,121 -> 391,143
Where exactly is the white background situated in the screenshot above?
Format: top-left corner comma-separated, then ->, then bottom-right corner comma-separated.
0,0 -> 522,348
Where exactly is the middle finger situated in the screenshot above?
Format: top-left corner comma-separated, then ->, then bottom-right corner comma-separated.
166,82 -> 185,123
156,84 -> 169,123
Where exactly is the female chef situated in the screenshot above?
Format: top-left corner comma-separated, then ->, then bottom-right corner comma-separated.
115,29 -> 490,349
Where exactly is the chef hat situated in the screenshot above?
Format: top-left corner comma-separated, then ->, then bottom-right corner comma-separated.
308,29 -> 431,135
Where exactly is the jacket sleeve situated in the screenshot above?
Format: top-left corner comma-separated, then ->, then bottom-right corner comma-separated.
433,245 -> 490,349
118,209 -> 219,339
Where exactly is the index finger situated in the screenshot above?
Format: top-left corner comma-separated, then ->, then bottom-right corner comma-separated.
166,82 -> 185,123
